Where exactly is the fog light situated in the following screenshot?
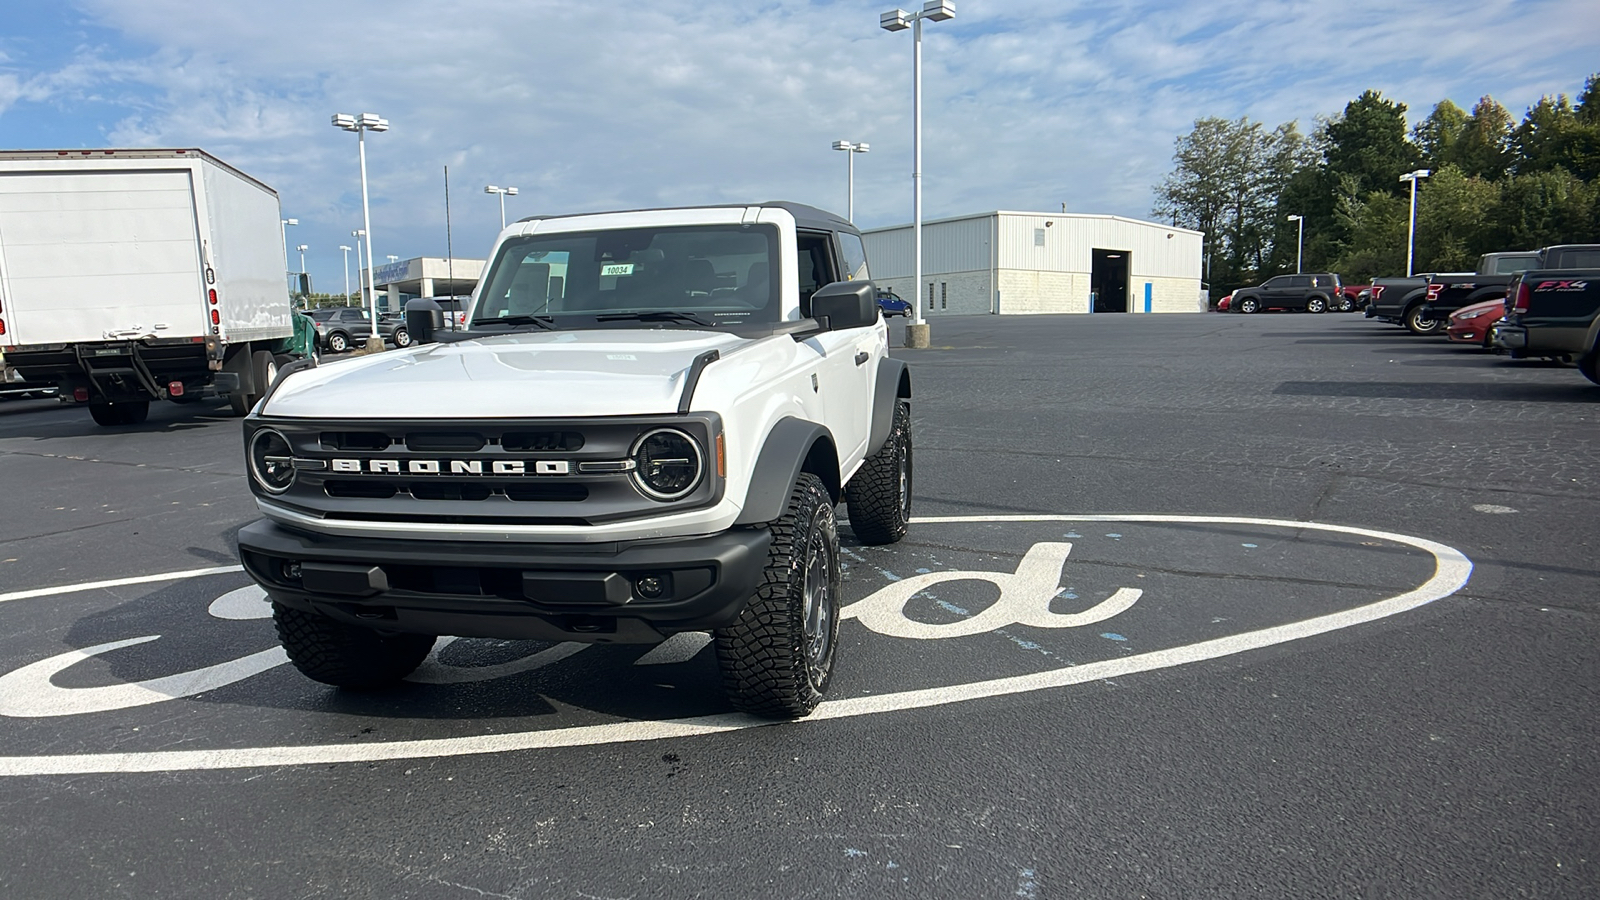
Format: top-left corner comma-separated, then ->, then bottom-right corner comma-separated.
635,575 -> 666,599
73,387 -> 89,403
281,561 -> 302,581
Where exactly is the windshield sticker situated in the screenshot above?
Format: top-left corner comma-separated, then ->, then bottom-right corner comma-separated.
600,263 -> 634,277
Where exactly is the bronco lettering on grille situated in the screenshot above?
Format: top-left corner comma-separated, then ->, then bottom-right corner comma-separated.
329,459 -> 572,475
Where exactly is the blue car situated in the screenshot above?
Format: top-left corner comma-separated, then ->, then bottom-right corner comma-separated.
876,290 -> 912,318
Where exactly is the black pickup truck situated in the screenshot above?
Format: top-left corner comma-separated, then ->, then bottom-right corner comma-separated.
1413,251 -> 1542,333
1364,276 -> 1437,331
1491,244 -> 1600,383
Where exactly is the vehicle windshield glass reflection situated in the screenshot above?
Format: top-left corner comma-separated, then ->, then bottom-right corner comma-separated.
471,225 -> 781,330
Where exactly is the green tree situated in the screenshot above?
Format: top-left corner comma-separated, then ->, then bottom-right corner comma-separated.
1414,165 -> 1500,270
1488,168 -> 1598,249
1456,96 -> 1515,180
1328,178 -> 1408,283
1323,90 -> 1422,197
1413,99 -> 1468,169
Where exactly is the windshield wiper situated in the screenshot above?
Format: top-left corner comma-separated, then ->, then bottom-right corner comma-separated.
595,310 -> 715,327
470,314 -> 556,330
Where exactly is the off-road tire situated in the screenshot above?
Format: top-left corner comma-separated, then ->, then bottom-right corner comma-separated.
1405,305 -> 1442,335
326,331 -> 349,353
846,400 -> 912,545
88,400 -> 148,426
1307,296 -> 1327,314
1238,297 -> 1259,313
273,602 -> 435,688
714,472 -> 840,719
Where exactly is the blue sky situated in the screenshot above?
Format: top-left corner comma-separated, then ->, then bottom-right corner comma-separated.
2,0 -> 1596,294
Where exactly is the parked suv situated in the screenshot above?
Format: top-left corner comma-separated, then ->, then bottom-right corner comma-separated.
306,307 -> 374,353
237,202 -> 912,719
1230,273 -> 1342,313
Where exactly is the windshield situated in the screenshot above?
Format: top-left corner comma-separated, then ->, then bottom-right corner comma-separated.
471,224 -> 780,328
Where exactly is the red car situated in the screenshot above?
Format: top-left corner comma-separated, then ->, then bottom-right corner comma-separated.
1215,293 -> 1232,312
1446,298 -> 1505,347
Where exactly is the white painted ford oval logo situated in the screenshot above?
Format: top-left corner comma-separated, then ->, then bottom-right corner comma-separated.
0,515 -> 1471,776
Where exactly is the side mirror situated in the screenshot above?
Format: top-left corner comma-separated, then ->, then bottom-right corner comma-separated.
810,280 -> 877,331
405,297 -> 445,344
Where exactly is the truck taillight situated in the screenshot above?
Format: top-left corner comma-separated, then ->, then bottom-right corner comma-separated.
211,309 -> 220,325
1510,280 -> 1531,313
0,318 -> 6,336
208,289 -> 218,305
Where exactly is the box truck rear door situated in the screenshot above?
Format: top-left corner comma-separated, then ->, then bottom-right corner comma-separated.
0,169 -> 206,345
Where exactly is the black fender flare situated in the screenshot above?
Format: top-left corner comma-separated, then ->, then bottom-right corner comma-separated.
866,357 -> 911,456
734,418 -> 839,525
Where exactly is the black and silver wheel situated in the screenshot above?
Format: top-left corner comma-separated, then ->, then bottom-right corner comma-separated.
846,400 -> 912,545
1307,296 -> 1327,314
326,331 -> 349,353
392,327 -> 411,348
273,603 -> 435,688
1405,306 -> 1443,335
715,472 -> 840,719
1337,296 -> 1355,312
1238,297 -> 1259,314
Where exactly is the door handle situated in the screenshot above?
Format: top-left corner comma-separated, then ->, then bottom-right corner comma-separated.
854,352 -> 869,366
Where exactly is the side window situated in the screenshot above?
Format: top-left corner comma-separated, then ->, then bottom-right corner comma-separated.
1495,257 -> 1533,274
838,232 -> 870,282
1262,276 -> 1286,289
1289,276 -> 1311,289
795,230 -> 840,316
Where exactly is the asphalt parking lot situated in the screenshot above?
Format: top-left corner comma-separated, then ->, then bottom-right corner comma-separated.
1,312 -> 1595,899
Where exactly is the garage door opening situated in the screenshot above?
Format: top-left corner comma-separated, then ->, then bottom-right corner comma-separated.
1091,249 -> 1129,313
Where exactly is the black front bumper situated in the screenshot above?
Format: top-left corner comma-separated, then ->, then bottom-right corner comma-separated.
237,519 -> 771,643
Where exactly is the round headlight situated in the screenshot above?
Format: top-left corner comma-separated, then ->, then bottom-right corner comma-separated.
249,428 -> 296,494
631,428 -> 704,501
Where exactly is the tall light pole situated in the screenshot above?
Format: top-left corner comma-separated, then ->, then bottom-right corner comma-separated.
279,218 -> 298,283
1399,168 -> 1430,277
485,185 -> 519,229
1286,215 -> 1303,274
830,141 -> 870,222
352,229 -> 367,311
882,1 -> 955,349
339,245 -> 353,304
297,244 -> 309,274
332,112 -> 388,349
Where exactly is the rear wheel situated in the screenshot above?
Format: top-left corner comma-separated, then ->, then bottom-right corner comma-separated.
1579,348 -> 1600,386
1405,306 -> 1443,335
846,400 -> 912,545
715,473 -> 840,719
1306,296 -> 1327,314
273,603 -> 435,688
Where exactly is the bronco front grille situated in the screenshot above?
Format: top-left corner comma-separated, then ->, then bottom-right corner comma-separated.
251,415 -> 722,527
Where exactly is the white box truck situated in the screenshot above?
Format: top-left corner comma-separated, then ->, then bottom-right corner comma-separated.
0,148 -> 305,425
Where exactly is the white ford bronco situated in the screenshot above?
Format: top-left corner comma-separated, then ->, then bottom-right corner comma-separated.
237,202 -> 912,718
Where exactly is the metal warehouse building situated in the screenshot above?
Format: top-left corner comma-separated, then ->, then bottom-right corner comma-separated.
862,211 -> 1204,316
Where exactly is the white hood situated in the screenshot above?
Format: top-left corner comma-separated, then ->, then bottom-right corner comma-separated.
263,329 -> 750,419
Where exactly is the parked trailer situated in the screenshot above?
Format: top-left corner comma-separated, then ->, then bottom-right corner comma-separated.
0,149 -> 303,425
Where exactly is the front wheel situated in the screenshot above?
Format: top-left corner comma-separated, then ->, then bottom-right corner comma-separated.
1306,296 -> 1327,314
846,399 -> 912,545
273,603 -> 435,688
1405,306 -> 1443,335
326,332 -> 349,353
392,327 -> 411,348
1237,297 -> 1259,314
715,472 -> 840,719
1337,296 -> 1355,312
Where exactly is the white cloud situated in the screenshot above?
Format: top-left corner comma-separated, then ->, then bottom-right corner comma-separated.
1,0 -> 1595,291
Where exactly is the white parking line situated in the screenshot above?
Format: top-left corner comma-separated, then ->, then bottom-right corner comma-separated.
0,565 -> 243,605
